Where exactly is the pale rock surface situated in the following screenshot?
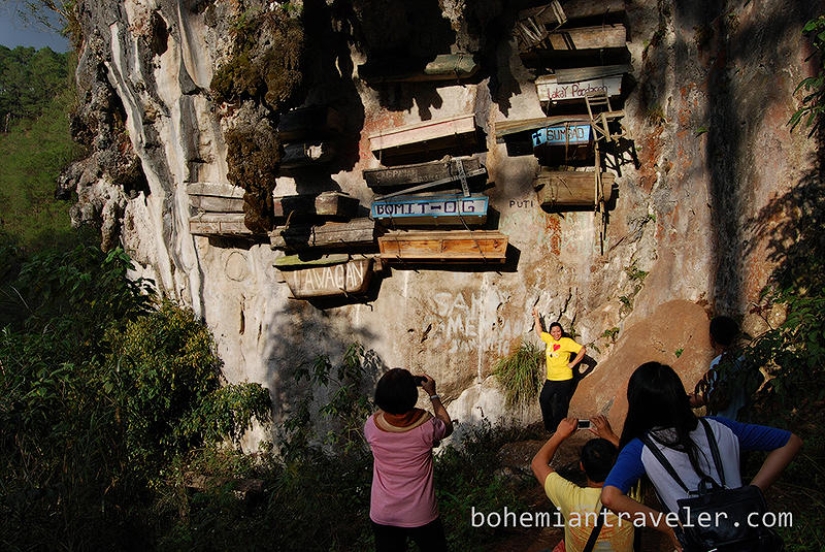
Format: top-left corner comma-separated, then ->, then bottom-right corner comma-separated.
59,0 -> 822,447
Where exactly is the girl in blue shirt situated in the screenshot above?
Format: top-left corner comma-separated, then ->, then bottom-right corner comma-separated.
600,362 -> 802,550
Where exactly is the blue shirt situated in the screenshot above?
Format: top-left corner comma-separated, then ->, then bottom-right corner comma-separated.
603,417 -> 791,512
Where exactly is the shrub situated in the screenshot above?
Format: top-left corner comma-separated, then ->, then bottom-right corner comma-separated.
493,341 -> 544,409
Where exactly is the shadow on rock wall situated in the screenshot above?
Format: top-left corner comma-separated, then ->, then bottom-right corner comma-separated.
673,0 -> 822,313
746,126 -> 825,295
264,302 -> 381,441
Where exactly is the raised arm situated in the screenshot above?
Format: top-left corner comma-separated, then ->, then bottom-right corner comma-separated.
589,414 -> 620,447
532,307 -> 544,339
421,375 -> 453,437
530,418 -> 576,486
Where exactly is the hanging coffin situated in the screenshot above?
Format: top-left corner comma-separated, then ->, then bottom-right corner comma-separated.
533,170 -> 615,209
277,106 -> 345,142
189,212 -> 254,237
187,183 -> 246,213
536,65 -> 627,108
276,256 -> 374,299
280,141 -> 336,168
358,53 -> 479,84
269,218 -> 377,251
532,123 -> 594,163
368,114 -> 480,163
363,155 -> 486,192
272,191 -> 360,221
378,230 -> 508,263
371,194 -> 489,227
515,0 -> 626,53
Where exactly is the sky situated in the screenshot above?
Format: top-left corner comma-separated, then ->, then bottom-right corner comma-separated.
0,3 -> 70,52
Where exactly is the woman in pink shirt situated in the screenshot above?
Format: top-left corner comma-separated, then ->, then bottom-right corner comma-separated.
364,368 -> 454,552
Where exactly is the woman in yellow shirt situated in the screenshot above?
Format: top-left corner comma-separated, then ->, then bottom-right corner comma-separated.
533,307 -> 586,432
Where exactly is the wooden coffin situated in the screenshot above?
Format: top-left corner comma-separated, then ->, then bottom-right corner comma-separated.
363,155 -> 486,192
536,67 -> 625,106
189,213 -> 253,237
358,53 -> 479,84
534,170 -> 615,208
272,191 -> 360,220
274,253 -> 351,269
379,230 -> 508,263
371,194 -> 489,227
187,183 -> 245,213
277,106 -> 344,142
494,114 -> 592,141
532,123 -> 594,162
369,114 -> 479,158
269,217 -> 377,251
516,0 -> 626,52
543,24 -> 627,52
280,141 -> 336,168
278,257 -> 373,299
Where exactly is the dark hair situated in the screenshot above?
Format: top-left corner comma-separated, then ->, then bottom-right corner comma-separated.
709,316 -> 740,348
581,438 -> 617,483
620,362 -> 708,477
548,322 -> 563,332
374,368 -> 418,414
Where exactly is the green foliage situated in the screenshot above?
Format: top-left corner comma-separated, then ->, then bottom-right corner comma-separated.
436,420 -> 537,551
211,8 -> 304,110
625,263 -> 648,282
0,245 -> 158,549
102,302 -> 271,482
746,292 -> 825,411
601,326 -> 620,343
789,15 -> 825,135
0,244 -> 153,342
0,82 -> 85,250
0,246 -> 272,550
283,342 -> 377,456
493,341 -> 544,409
0,45 -> 70,128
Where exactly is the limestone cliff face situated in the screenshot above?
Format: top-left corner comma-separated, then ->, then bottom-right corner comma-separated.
60,0 -> 822,443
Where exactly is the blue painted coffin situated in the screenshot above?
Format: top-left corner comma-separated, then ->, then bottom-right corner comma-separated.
371,194 -> 489,226
532,123 -> 594,163
531,124 -> 592,147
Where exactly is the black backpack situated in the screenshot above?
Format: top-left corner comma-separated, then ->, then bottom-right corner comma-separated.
641,419 -> 783,552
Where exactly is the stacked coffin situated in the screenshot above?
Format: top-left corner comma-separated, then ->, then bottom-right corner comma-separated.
277,105 -> 344,169
268,191 -> 371,251
358,53 -> 479,84
274,253 -> 375,299
188,183 -> 251,237
515,0 -> 628,67
368,114 -> 484,167
496,0 -> 635,215
269,190 -> 380,299
365,154 -> 507,263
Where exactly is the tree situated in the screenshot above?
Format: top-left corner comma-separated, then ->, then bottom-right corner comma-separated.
0,45 -> 70,130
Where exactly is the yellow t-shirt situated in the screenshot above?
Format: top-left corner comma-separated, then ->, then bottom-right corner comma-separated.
540,334 -> 583,381
543,473 -> 634,552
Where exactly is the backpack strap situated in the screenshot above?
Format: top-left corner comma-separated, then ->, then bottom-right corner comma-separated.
581,505 -> 605,552
640,432 -> 691,495
698,417 -> 726,487
641,419 -> 727,497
